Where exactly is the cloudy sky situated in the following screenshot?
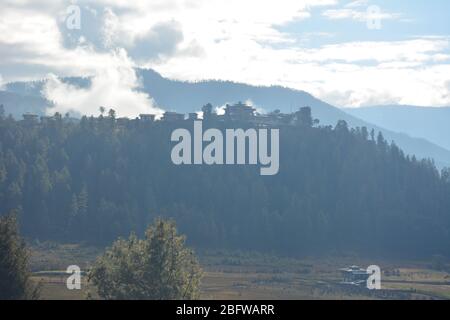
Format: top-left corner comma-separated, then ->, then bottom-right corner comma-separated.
1,0 -> 450,112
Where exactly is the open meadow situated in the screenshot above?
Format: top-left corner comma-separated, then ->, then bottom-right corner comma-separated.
29,243 -> 450,300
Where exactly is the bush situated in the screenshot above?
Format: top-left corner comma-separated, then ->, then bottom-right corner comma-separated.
89,218 -> 202,300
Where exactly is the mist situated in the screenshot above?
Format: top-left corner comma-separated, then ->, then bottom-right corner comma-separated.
42,51 -> 163,118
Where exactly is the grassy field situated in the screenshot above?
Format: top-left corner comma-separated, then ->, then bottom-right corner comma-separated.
29,243 -> 450,300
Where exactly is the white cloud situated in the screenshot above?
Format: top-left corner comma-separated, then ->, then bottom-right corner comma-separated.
321,0 -> 402,23
302,39 -> 450,63
153,36 -> 450,107
0,0 -> 449,110
345,0 -> 369,8
322,8 -> 401,22
43,50 -> 163,117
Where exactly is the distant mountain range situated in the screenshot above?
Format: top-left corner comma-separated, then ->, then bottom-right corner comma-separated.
1,69 -> 450,168
344,105 -> 450,151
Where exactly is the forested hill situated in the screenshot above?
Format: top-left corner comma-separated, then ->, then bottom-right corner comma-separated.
4,70 -> 450,167
1,114 -> 450,258
344,105 -> 450,151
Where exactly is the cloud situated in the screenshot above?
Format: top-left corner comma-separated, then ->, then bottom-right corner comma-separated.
128,21 -> 184,62
1,0 -> 450,109
57,4 -> 112,51
43,50 -> 163,117
313,61 -> 450,107
345,0 -> 369,8
0,0 -> 335,77
155,36 -> 450,107
301,38 -> 450,63
322,8 -> 401,22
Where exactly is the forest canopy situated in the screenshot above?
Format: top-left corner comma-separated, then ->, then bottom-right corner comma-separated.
1,112 -> 449,258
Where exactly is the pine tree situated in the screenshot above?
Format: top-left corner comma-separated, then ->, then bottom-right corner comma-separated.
0,104 -> 5,119
88,218 -> 202,300
0,213 -> 39,300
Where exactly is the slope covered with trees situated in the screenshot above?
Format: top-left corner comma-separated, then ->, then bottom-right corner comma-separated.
344,105 -> 450,151
1,112 -> 450,258
4,70 -> 450,168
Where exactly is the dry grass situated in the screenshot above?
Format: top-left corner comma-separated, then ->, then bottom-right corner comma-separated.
29,244 -> 450,300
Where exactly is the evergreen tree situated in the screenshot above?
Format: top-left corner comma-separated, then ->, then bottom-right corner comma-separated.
0,213 -> 39,300
0,104 -> 5,119
89,219 -> 202,300
1,111 -> 450,257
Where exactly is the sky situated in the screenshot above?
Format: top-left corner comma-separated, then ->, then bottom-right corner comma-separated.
0,0 -> 449,115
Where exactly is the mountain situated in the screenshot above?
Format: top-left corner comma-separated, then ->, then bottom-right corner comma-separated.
137,69 -> 450,168
0,90 -> 50,119
2,69 -> 450,168
1,115 -> 449,257
344,105 -> 450,151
